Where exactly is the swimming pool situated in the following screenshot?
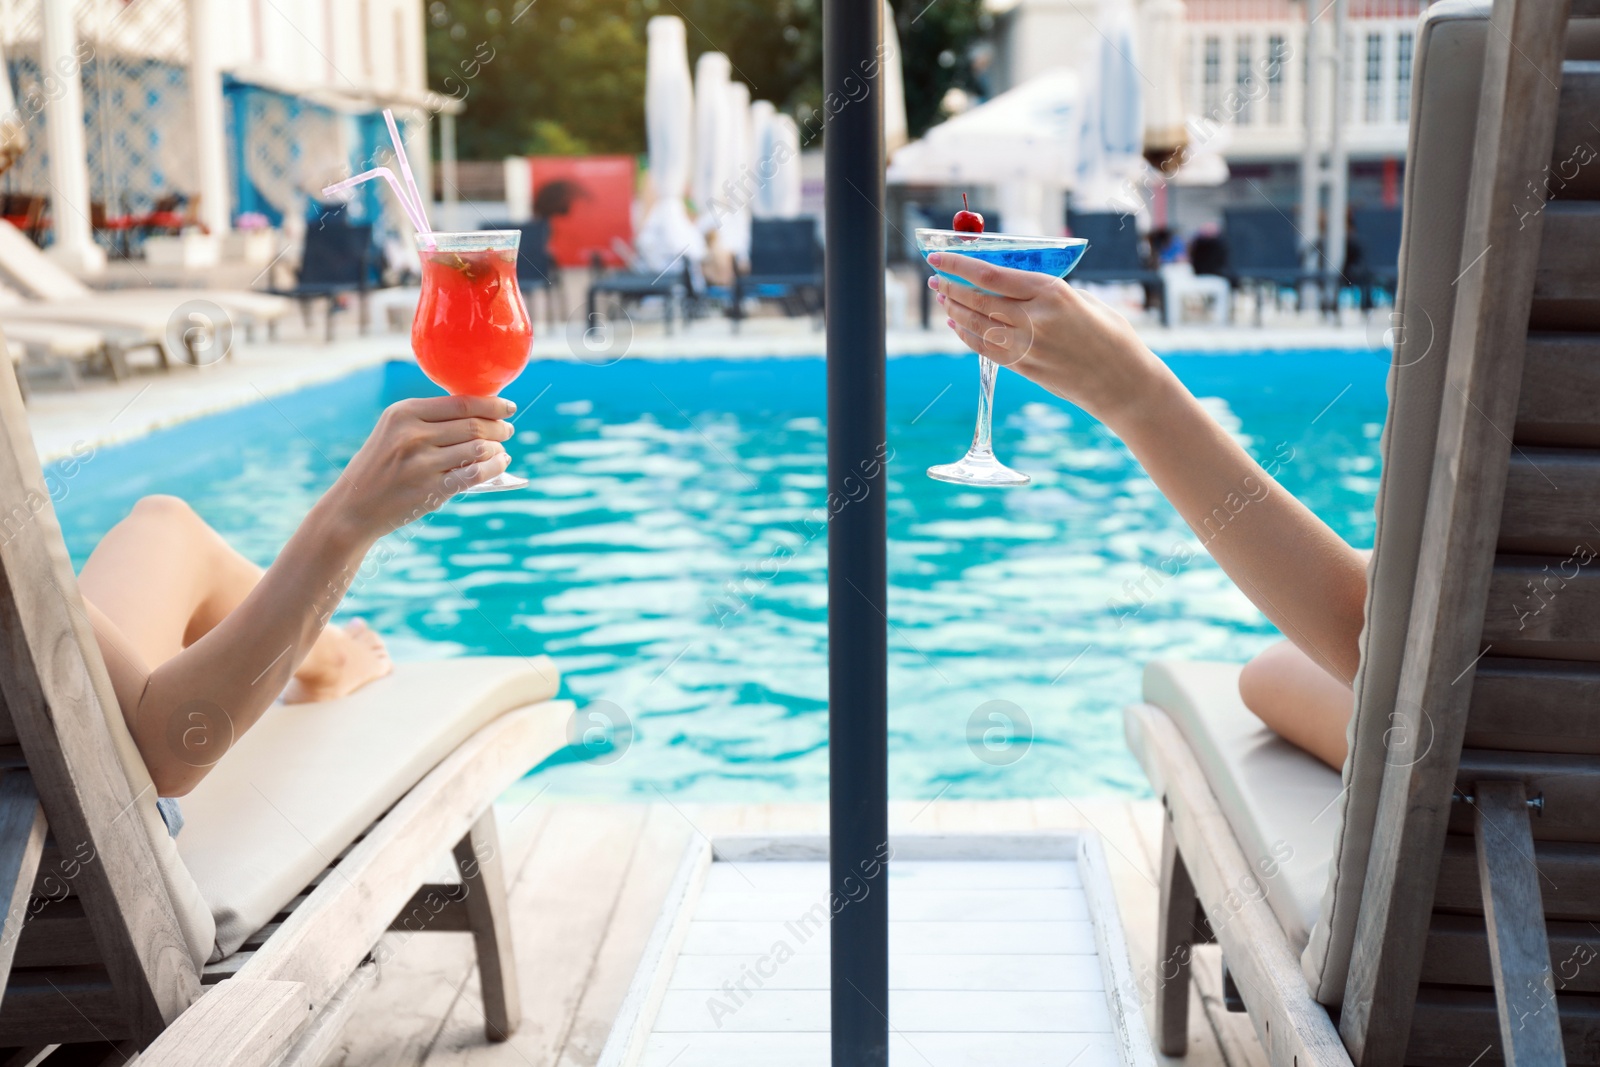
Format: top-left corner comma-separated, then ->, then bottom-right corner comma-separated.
54,352 -> 1388,802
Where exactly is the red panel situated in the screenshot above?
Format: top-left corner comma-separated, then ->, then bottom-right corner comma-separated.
528,156 -> 638,269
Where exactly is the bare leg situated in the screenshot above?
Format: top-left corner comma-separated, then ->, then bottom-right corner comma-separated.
1237,639 -> 1353,770
81,496 -> 390,707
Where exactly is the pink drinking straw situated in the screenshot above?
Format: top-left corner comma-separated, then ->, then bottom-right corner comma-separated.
383,109 -> 433,240
319,110 -> 437,249
322,166 -> 428,234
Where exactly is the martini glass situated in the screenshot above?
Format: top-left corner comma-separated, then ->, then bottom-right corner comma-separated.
916,229 -> 1088,486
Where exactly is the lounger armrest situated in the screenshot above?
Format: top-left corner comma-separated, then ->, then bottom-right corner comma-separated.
131,979 -> 311,1067
1127,703 -> 1352,1067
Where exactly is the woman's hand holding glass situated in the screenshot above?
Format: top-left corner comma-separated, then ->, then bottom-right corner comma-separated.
929,250 -> 1172,432
321,394 -> 517,547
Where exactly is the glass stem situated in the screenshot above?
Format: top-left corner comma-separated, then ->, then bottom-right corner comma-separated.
968,355 -> 999,457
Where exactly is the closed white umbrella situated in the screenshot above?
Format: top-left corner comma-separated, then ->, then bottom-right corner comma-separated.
769,114 -> 803,217
721,79 -> 754,261
636,16 -> 704,273
750,100 -> 780,217
883,0 -> 909,154
887,70 -> 1082,185
692,52 -> 733,222
1073,0 -> 1145,211
1140,0 -> 1189,171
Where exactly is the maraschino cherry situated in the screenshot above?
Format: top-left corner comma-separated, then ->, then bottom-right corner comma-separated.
952,193 -> 984,234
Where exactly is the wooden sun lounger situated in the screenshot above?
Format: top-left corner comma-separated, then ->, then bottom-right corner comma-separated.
0,339 -> 573,1064
1124,1 -> 1600,1063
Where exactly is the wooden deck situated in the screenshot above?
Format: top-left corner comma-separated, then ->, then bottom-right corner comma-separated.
318,799 -> 1266,1067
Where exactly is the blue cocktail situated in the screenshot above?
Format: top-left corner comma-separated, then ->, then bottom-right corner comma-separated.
916,228 -> 1088,487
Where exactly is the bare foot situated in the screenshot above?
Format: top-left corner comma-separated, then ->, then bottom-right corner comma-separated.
284,619 -> 394,704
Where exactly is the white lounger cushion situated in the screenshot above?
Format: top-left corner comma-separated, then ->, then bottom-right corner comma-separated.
176,655 -> 562,960
1126,661 -> 1341,948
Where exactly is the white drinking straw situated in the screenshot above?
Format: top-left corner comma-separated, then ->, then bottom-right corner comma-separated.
383,109 -> 432,237
322,166 -> 428,235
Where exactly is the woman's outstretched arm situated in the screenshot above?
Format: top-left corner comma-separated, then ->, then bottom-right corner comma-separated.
928,252 -> 1367,684
95,394 -> 517,796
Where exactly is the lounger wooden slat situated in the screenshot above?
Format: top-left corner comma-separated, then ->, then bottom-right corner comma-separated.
1422,915 -> 1600,994
1498,449 -> 1600,553
14,898 -> 100,968
1448,753 -> 1600,842
1406,988 -> 1600,1067
0,970 -> 125,1044
1483,557 -> 1600,650
1551,63 -> 1600,201
1534,205 -> 1600,302
1517,334 -> 1600,446
1467,658 -> 1600,754
1434,836 -> 1600,921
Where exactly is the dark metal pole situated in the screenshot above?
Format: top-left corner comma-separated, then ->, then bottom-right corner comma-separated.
825,0 -> 888,1061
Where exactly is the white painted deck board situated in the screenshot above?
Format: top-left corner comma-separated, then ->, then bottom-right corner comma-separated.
692,887 -> 1090,922
638,1031 -> 1123,1067
703,859 -> 1080,892
652,989 -> 1115,1033
678,918 -> 1099,956
667,953 -> 1106,991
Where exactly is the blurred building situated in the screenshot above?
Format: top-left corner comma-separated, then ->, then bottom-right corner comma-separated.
0,0 -> 454,272
988,0 -> 1427,228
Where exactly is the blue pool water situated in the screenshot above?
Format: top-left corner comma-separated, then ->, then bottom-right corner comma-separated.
54,352 -> 1388,801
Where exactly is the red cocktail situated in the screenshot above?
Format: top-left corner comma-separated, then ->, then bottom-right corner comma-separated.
412,230 -> 532,492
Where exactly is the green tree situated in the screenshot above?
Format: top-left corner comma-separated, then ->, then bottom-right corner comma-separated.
426,0 -> 989,159
426,0 -> 647,158
892,0 -> 992,138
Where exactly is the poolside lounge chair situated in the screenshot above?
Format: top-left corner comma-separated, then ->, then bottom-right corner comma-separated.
1066,210 -> 1165,318
1349,207 -> 1403,312
0,345 -> 573,1063
486,219 -> 564,330
1220,208 -> 1328,324
587,253 -> 692,335
271,221 -> 381,342
731,217 -> 824,329
1124,2 -> 1600,1063
0,284 -> 188,375
0,220 -> 293,344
